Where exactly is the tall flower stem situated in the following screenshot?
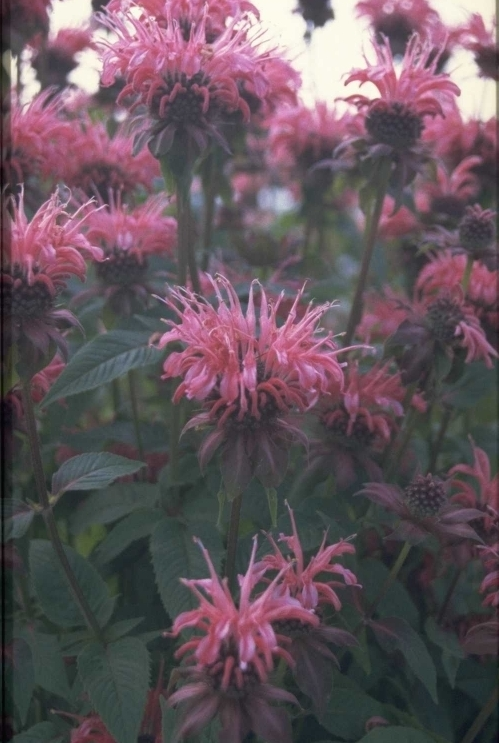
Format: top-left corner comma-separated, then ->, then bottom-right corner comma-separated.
20,378 -> 104,642
461,255 -> 474,294
383,407 -> 420,481
201,150 -> 217,272
127,369 -> 145,465
225,493 -> 243,593
428,406 -> 453,473
437,567 -> 463,625
366,541 -> 411,620
343,160 -> 391,347
459,685 -> 498,743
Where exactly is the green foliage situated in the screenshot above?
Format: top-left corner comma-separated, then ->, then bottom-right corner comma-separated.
41,330 -> 162,407
94,508 -> 162,565
77,638 -> 150,743
29,540 -> 115,629
369,617 -> 438,703
12,723 -> 64,743
150,517 -> 224,620
11,638 -> 35,726
69,483 -> 159,535
357,727 -> 439,743
16,626 -> 72,701
51,452 -> 145,496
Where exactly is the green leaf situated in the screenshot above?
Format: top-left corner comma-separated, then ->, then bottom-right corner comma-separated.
4,499 -> 35,540
29,540 -> 115,628
160,696 -> 176,743
150,518 -> 224,620
17,627 -> 71,701
12,722 -> 64,743
78,638 -> 150,743
357,558 -> 419,628
319,684 -> 385,740
12,637 -> 35,725
442,362 -> 496,410
41,330 -> 162,407
357,726 -> 438,743
424,617 -> 464,688
69,483 -> 159,535
265,487 -> 278,528
103,618 -> 144,643
95,509 -> 162,565
369,617 -> 438,703
52,453 -> 145,496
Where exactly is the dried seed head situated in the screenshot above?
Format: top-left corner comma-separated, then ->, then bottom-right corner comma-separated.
404,474 -> 447,518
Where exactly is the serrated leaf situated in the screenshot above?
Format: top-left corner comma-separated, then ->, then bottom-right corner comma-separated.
12,722 -> 64,743
369,617 -> 438,703
29,540 -> 115,629
442,362 -> 496,410
357,726 -> 438,743
357,558 -> 419,628
78,638 -> 150,743
12,637 -> 35,725
70,483 -> 159,535
103,618 -> 144,643
319,686 -> 385,740
52,453 -> 145,496
425,618 -> 464,688
150,518 -> 224,620
41,331 -> 162,407
95,509 -> 161,565
4,499 -> 35,540
17,627 -> 71,701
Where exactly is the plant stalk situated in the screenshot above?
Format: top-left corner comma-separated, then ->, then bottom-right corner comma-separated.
20,378 -> 104,642
383,407 -> 420,481
437,567 -> 463,626
428,406 -> 453,473
459,685 -> 498,743
127,369 -> 145,465
343,160 -> 391,347
225,493 -> 243,593
176,180 -> 201,293
366,541 -> 412,620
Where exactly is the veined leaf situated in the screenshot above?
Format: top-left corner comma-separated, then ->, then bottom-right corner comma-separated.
52,453 -> 145,496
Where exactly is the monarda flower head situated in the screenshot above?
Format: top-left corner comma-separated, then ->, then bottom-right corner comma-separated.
456,13 -> 498,81
354,0 -> 447,58
2,189 -> 103,371
168,536 -> 317,743
80,193 -> 177,315
58,119 -> 161,202
344,33 -> 460,191
97,4 -> 300,161
357,473 -> 484,545
253,503 -> 359,712
157,275 -> 349,496
107,0 -> 260,42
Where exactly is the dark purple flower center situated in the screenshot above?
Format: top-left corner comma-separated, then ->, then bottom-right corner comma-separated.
207,644 -> 260,698
458,210 -> 496,253
374,14 -> 414,57
78,163 -> 130,201
404,474 -> 447,518
96,248 -> 148,286
324,407 -> 376,447
298,0 -> 334,29
426,297 -> 464,345
366,102 -> 424,150
153,72 -> 212,126
273,617 -> 313,637
4,266 -> 54,319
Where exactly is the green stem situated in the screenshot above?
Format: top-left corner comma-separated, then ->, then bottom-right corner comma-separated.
384,407 -> 420,481
343,160 -> 391,347
380,382 -> 417,468
176,180 -> 200,293
428,406 -> 453,473
127,369 -> 145,464
20,379 -> 104,642
437,567 -> 463,625
201,152 -> 216,272
225,493 -> 243,594
459,685 -> 498,743
366,541 -> 412,620
461,255 -> 474,294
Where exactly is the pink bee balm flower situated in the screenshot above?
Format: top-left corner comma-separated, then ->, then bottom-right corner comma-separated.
58,119 -> 161,202
31,27 -> 95,91
344,33 -> 460,151
478,544 -> 499,607
253,503 -> 359,712
456,13 -> 498,80
449,438 -> 499,539
97,5 -> 300,158
2,189 -> 103,366
414,156 -> 482,225
415,250 -> 498,332
157,274 -> 349,495
4,89 -> 74,200
355,0 -> 449,59
168,536 -> 316,743
107,0 -> 260,42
